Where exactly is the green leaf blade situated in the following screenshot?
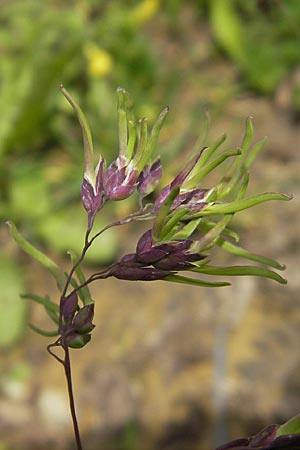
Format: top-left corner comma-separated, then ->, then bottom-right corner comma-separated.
152,187 -> 180,241
165,274 -> 230,288
215,236 -> 285,270
60,85 -> 95,184
276,414 -> 300,437
193,265 -> 287,284
68,251 -> 93,306
7,221 -> 66,291
21,293 -> 59,325
184,150 -> 241,189
29,323 -> 59,337
196,192 -> 292,216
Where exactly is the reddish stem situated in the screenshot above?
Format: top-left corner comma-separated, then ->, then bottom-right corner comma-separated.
64,346 -> 83,450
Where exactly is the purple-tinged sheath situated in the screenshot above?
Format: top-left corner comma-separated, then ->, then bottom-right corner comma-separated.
104,157 -> 140,201
59,292 -> 79,332
110,229 -> 204,281
137,159 -> 162,198
111,266 -> 172,281
81,156 -> 105,222
154,148 -> 206,212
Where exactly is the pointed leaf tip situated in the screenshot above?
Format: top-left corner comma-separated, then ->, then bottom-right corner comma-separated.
29,323 -> 59,337
60,85 -> 95,184
117,87 -> 134,108
276,414 -> 300,437
165,274 -> 231,288
193,265 -> 287,284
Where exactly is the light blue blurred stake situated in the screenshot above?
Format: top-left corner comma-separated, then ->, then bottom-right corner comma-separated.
213,321 -> 229,447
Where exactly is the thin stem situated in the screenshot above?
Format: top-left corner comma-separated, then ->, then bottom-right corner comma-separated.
53,208 -> 152,450
64,346 -> 83,450
88,208 -> 154,247
68,270 -> 114,298
47,340 -> 64,365
61,229 -> 92,298
62,208 -> 153,299
61,219 -> 119,299
47,342 -> 84,449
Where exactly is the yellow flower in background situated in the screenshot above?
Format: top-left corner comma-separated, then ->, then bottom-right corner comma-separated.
84,43 -> 113,78
130,0 -> 159,26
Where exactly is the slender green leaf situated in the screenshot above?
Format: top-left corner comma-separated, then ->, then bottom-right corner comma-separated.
173,217 -> 202,240
123,89 -> 135,125
160,208 -> 189,240
60,85 -> 95,184
193,192 -> 292,217
22,293 -> 59,325
127,120 -> 137,160
152,187 -> 180,241
184,150 -> 241,188
67,251 -> 93,306
7,221 -> 66,291
134,117 -> 148,169
195,215 -> 233,252
276,414 -> 300,437
198,219 -> 240,242
136,106 -> 169,170
215,236 -> 285,270
235,171 -> 249,200
192,133 -> 227,171
165,274 -> 230,288
193,265 -> 287,284
117,87 -> 129,157
204,187 -> 218,203
217,118 -> 254,198
245,137 -> 267,170
21,293 -> 59,313
29,323 -> 59,337
240,117 -> 254,154
218,167 -> 249,203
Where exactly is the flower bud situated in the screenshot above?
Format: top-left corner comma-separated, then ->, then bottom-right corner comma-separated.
137,159 -> 162,198
81,156 -> 105,216
154,149 -> 205,212
172,188 -> 207,211
104,158 -> 139,201
65,331 -> 91,349
60,292 -> 78,331
111,266 -> 171,281
136,229 -> 153,253
154,253 -> 202,270
72,304 -> 95,334
134,231 -> 203,270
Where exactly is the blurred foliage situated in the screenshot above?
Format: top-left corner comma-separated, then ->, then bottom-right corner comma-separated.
0,0 -> 169,347
1,0 -> 299,233
209,0 -> 300,93
1,0 -> 299,347
0,0 -> 167,259
0,255 -> 25,348
0,0 -> 164,346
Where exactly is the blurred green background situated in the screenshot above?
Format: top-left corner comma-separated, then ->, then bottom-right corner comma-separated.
0,1 -> 300,449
